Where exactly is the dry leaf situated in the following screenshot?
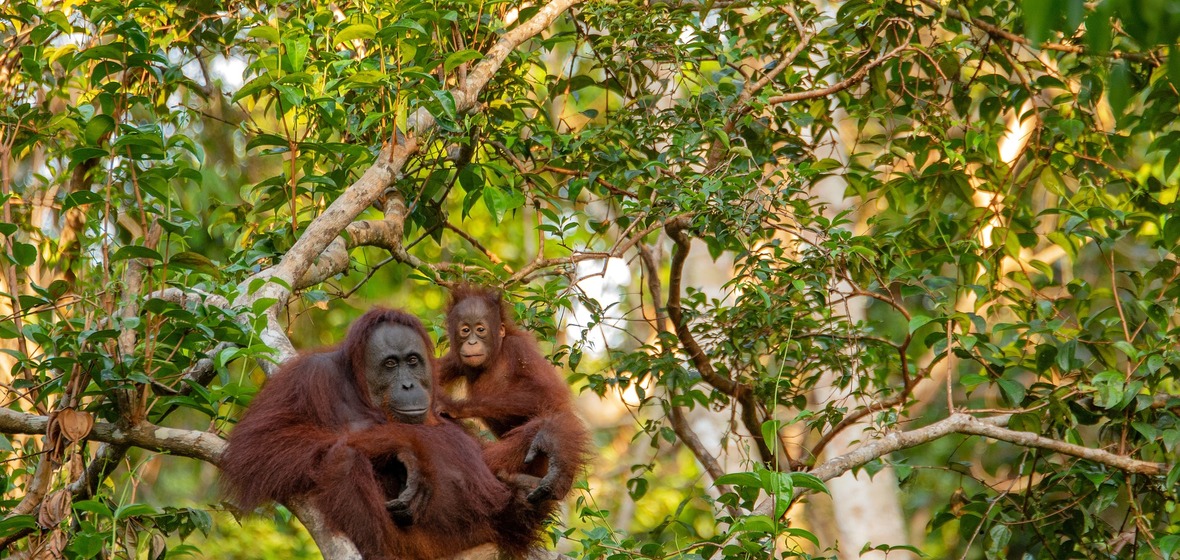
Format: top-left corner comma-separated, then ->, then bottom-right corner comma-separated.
44,411 -> 64,458
56,409 -> 94,443
33,528 -> 67,559
149,531 -> 168,560
37,489 -> 72,528
66,453 -> 84,483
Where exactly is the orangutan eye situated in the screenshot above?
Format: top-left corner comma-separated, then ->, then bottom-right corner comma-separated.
384,358 -> 397,368
406,355 -> 419,366
460,326 -> 471,336
476,326 -> 486,335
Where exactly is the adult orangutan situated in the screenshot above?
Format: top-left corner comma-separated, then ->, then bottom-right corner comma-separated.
438,285 -> 590,505
220,308 -> 543,559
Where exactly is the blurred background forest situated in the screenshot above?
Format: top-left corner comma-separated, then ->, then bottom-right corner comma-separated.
2,0 -> 1180,558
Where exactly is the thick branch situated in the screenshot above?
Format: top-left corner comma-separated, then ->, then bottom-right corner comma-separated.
955,415 -> 1165,475
752,412 -> 1168,516
809,412 -> 1167,484
149,288 -> 230,309
412,0 -> 584,129
67,443 -> 128,498
0,408 -> 225,465
288,497 -> 363,560
264,143 -> 415,300
297,218 -> 405,289
641,242 -> 740,511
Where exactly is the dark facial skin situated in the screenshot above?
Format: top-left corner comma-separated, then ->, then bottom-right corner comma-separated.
364,323 -> 432,424
450,298 -> 504,368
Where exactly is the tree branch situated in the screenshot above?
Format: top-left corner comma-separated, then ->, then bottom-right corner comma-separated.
753,412 -> 1168,516
766,32 -> 911,105
639,242 -> 741,513
0,408 -> 225,465
911,0 -> 1162,64
148,287 -> 230,309
296,194 -> 418,289
664,218 -> 776,465
3,3 -> 587,559
542,165 -> 638,199
664,217 -> 736,396
251,0 -> 584,310
954,415 -> 1166,476
742,5 -> 812,100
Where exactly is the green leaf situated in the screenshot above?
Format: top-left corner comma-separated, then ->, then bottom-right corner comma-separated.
111,245 -> 162,262
115,503 -> 158,520
233,72 -> 274,103
1165,216 -> 1180,248
783,527 -> 820,546
444,49 -> 483,74
908,315 -> 937,334
433,89 -> 457,118
1166,463 -> 1180,490
760,420 -> 780,459
1108,60 -> 1131,116
738,515 -> 777,534
339,70 -> 385,92
63,190 -> 104,211
1058,119 -> 1083,142
714,471 -> 760,488
252,297 -> 279,316
1021,0 -> 1056,43
383,20 -> 428,36
285,36 -> 310,72
84,114 -> 115,146
46,279 -> 70,300
1157,534 -> 1180,560
73,500 -> 113,518
1169,43 -> 1180,87
0,515 -> 37,538
482,187 -> 523,224
335,24 -> 376,46
1092,371 -> 1126,409
1085,6 -> 1112,55
169,251 -> 222,278
1008,412 -> 1041,433
626,476 -> 647,500
997,377 -> 1026,406
247,25 -> 279,43
757,469 -> 793,495
789,472 -> 829,495
11,242 -> 36,267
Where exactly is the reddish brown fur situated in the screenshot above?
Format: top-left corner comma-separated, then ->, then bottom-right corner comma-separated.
221,307 -> 543,560
438,285 -> 591,505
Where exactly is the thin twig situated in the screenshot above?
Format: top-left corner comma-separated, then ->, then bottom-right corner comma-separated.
911,0 -> 1162,65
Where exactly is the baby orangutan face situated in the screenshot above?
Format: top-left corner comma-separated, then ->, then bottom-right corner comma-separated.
448,297 -> 504,369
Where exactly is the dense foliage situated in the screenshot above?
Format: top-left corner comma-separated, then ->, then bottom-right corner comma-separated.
1,0 -> 1179,558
